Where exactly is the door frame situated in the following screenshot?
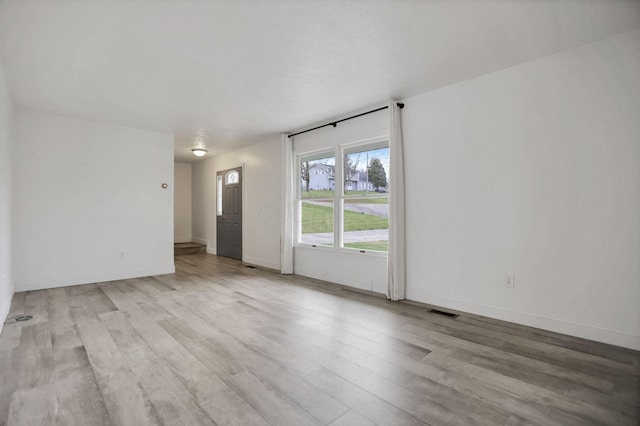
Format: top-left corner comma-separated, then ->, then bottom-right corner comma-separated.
215,164 -> 244,260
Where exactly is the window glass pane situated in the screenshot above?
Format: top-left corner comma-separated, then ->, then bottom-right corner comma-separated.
300,154 -> 336,199
344,146 -> 389,196
216,175 -> 223,216
343,197 -> 388,252
225,170 -> 239,185
300,199 -> 334,246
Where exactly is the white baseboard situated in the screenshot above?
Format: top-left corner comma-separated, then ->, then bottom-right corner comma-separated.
14,265 -> 176,292
174,236 -> 193,243
243,255 -> 280,271
192,237 -> 208,246
293,267 -> 373,292
406,287 -> 640,351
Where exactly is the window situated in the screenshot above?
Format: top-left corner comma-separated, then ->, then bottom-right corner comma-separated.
216,175 -> 223,216
225,170 -> 239,185
298,152 -> 336,247
342,142 -> 389,252
296,139 -> 389,253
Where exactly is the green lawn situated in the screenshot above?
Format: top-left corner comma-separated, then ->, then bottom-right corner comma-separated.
301,202 -> 334,233
344,241 -> 388,252
344,209 -> 388,231
301,189 -> 388,204
301,189 -> 335,199
344,197 -> 388,205
301,202 -> 388,234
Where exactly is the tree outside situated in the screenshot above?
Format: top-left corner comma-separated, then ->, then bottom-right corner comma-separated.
301,160 -> 310,192
367,158 -> 387,190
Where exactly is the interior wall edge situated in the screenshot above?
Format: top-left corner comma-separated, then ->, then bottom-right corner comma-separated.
174,161 -> 192,244
0,59 -> 14,335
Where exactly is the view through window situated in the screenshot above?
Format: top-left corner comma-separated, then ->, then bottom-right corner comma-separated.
297,141 -> 389,252
342,145 -> 389,251
299,153 -> 335,247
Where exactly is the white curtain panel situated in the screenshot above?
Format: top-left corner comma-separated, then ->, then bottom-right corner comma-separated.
280,134 -> 294,274
387,101 -> 406,300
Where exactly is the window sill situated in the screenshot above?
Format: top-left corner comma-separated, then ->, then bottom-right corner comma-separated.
294,244 -> 388,258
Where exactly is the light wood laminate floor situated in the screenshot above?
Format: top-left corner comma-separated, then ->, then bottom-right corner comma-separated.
1,254 -> 638,425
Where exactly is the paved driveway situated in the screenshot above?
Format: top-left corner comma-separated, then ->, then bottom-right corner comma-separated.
343,203 -> 388,218
304,200 -> 388,218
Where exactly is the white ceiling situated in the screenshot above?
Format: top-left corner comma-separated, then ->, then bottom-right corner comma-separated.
1,1 -> 639,162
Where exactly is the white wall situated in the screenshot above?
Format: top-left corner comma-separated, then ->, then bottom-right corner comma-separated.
0,61 -> 13,332
192,137 -> 281,270
174,162 -> 192,243
12,109 -> 175,291
292,108 -> 389,293
402,29 -> 640,350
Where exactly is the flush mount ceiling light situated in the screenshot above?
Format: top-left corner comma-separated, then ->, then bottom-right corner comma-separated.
192,148 -> 208,157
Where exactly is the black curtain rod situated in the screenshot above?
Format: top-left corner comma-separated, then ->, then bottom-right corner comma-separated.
288,102 -> 404,138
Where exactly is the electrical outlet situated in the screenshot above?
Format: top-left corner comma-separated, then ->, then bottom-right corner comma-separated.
505,274 -> 515,288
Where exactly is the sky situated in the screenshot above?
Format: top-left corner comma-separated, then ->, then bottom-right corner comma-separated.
306,146 -> 390,176
348,147 -> 390,174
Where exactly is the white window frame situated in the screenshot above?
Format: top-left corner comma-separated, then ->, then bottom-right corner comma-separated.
295,136 -> 389,257
295,149 -> 337,249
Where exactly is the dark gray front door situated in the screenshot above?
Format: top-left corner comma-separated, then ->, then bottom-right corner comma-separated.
216,167 -> 242,260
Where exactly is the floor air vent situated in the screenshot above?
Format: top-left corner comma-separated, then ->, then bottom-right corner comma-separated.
3,314 -> 33,324
245,265 -> 257,269
428,309 -> 459,319
15,315 -> 33,322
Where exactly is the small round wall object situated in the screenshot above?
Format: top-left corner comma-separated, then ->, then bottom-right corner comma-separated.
162,183 -> 168,189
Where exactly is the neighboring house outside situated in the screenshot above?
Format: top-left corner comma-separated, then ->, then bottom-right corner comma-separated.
345,170 -> 375,191
305,163 -> 335,190
356,171 -> 375,191
300,164 -> 375,191
303,164 -> 378,192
